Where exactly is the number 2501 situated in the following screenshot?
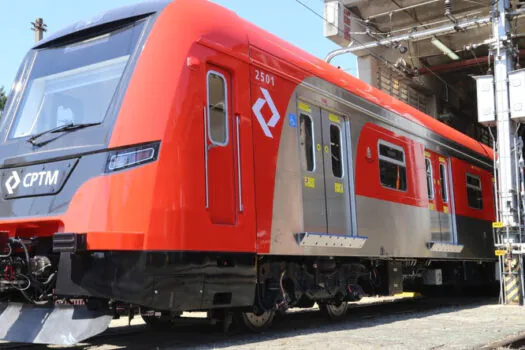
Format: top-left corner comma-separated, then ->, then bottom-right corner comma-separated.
255,69 -> 275,86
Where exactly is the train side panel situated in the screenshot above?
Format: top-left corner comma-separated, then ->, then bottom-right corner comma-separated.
263,72 -> 494,260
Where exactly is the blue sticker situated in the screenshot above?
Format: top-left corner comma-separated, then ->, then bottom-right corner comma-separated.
289,114 -> 297,128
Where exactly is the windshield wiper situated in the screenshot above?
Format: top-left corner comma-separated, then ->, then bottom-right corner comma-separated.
26,122 -> 101,146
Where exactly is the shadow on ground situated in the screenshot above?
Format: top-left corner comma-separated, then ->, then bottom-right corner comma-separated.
58,297 -> 498,350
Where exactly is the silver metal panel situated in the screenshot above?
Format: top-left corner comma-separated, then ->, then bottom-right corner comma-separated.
299,102 -> 327,233
296,196 -> 493,259
203,107 -> 209,209
297,232 -> 366,249
269,94 -> 304,256
509,68 -> 525,121
267,76 -> 494,260
427,242 -> 464,253
236,115 -> 243,212
474,75 -> 496,126
344,118 -> 359,237
430,209 -> 441,242
440,213 -> 453,242
0,302 -> 112,345
321,110 -> 352,235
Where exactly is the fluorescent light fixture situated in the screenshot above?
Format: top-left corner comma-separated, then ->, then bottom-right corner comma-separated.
431,37 -> 460,60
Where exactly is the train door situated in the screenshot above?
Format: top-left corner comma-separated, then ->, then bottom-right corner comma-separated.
436,154 -> 454,242
298,101 -> 326,233
320,110 -> 352,235
425,151 -> 441,242
425,150 -> 454,242
205,66 -> 237,225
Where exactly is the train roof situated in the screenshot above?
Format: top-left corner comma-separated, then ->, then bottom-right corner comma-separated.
33,1 -> 170,49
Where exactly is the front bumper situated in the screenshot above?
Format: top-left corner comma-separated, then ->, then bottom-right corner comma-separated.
0,302 -> 112,345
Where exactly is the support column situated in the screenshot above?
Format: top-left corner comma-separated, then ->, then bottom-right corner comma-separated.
491,0 -> 524,305
493,0 -> 518,230
356,55 -> 379,87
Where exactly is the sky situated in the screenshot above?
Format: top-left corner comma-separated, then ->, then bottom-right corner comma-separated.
0,0 -> 357,91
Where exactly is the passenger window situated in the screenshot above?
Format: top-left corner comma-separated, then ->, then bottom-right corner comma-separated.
207,71 -> 228,145
425,158 -> 433,199
440,163 -> 448,203
299,114 -> 315,172
466,173 -> 483,209
378,141 -> 407,191
330,124 -> 343,178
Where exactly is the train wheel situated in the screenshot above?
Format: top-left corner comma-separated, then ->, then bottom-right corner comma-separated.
240,309 -> 276,332
318,301 -> 349,321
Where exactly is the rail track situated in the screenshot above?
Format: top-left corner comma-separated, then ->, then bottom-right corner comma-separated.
0,297 -> 497,350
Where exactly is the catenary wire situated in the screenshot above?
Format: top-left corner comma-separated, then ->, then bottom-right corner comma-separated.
293,0 -> 464,96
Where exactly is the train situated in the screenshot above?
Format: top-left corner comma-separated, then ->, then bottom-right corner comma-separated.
0,0 -> 497,345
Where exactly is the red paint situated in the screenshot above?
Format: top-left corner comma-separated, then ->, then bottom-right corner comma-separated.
451,158 -> 495,221
356,123 -> 493,222
355,123 -> 428,207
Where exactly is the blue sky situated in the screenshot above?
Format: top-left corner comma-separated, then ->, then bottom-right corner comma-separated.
0,0 -> 356,91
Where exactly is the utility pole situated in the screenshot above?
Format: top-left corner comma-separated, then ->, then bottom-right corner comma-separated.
494,2 -> 517,227
31,18 -> 47,43
477,0 -> 525,305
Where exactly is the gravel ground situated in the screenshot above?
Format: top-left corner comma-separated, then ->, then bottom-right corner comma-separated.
3,298 -> 525,350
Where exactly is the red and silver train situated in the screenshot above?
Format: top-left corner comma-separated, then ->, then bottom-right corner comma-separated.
0,0 -> 496,344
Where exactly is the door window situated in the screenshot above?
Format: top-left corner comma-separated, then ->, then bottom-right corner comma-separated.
207,71 -> 228,146
425,158 -> 434,199
330,124 -> 343,178
440,163 -> 448,203
300,114 -> 315,172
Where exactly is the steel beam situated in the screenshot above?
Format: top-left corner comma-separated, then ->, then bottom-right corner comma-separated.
343,15 -> 491,53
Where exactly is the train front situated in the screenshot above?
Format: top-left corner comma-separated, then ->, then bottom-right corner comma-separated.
0,3 -> 168,345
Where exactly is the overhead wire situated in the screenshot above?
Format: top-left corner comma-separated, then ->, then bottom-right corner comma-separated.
459,0 -> 490,5
293,0 -> 463,95
468,47 -> 487,74
294,0 -> 416,77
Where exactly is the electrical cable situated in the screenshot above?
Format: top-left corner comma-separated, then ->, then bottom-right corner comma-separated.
294,0 -> 419,78
459,0 -> 490,5
469,47 -> 487,74
294,0 -> 463,95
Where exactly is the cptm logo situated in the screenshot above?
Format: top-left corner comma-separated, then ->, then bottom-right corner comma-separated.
252,87 -> 281,138
5,170 -> 59,195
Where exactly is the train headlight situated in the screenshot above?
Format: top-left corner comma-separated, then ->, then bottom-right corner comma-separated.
105,142 -> 160,172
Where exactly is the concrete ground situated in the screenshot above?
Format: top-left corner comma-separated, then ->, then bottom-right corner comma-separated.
3,297 -> 525,349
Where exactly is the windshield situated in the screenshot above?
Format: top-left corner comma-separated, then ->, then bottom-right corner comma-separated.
8,20 -> 145,139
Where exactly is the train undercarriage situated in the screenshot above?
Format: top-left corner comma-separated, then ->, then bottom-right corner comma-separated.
0,233 -> 497,345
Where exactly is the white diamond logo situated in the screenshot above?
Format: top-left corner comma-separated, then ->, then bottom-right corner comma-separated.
252,87 -> 280,138
5,171 -> 20,195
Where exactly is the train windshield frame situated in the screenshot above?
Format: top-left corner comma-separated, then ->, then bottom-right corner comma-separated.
5,19 -> 147,141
